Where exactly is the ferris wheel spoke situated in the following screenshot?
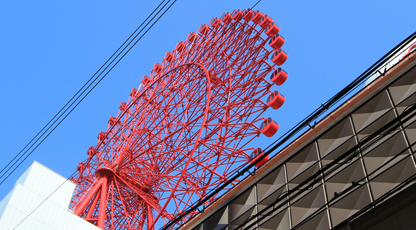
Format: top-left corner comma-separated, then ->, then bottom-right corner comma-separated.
112,177 -> 133,229
187,155 -> 233,185
115,174 -> 169,219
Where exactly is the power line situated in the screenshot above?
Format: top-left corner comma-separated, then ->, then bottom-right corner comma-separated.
252,0 -> 262,9
10,1 -> 178,229
0,0 -> 177,187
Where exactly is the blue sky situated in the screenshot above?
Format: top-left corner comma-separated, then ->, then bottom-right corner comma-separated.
0,0 -> 415,206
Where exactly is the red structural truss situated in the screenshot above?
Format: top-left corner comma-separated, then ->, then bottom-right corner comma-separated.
70,9 -> 288,230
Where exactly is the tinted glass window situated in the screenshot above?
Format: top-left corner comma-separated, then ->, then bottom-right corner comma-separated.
270,70 -> 276,80
260,121 -> 265,130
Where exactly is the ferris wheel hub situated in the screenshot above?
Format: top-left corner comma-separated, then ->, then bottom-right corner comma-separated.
95,167 -> 115,180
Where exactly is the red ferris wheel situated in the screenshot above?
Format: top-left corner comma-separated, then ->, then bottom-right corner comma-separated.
70,8 -> 288,230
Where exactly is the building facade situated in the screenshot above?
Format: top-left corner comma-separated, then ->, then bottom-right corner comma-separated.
0,161 -> 100,230
179,34 -> 416,230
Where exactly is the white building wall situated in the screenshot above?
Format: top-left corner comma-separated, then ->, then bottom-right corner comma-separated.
0,161 -> 100,230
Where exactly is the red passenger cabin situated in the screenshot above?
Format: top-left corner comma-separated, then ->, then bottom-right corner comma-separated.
77,162 -> 86,172
130,88 -> 138,97
187,32 -> 197,43
199,24 -> 209,35
265,22 -> 280,37
269,33 -> 285,49
259,14 -> 272,29
221,13 -> 232,24
242,9 -> 254,21
164,52 -> 174,63
120,102 -> 128,112
175,42 -> 186,53
267,90 -> 285,110
98,131 -> 106,142
270,67 -> 288,86
108,116 -> 118,126
251,10 -> 264,24
142,75 -> 151,85
87,146 -> 96,157
210,17 -> 222,28
249,147 -> 269,168
260,117 -> 279,137
153,63 -> 162,74
232,9 -> 243,21
270,49 -> 288,66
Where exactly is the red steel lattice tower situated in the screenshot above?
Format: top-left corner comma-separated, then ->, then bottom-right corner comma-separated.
70,9 -> 289,230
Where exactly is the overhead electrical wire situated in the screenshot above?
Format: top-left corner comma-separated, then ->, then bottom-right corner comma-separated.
0,0 -> 177,187
10,1 -> 178,229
